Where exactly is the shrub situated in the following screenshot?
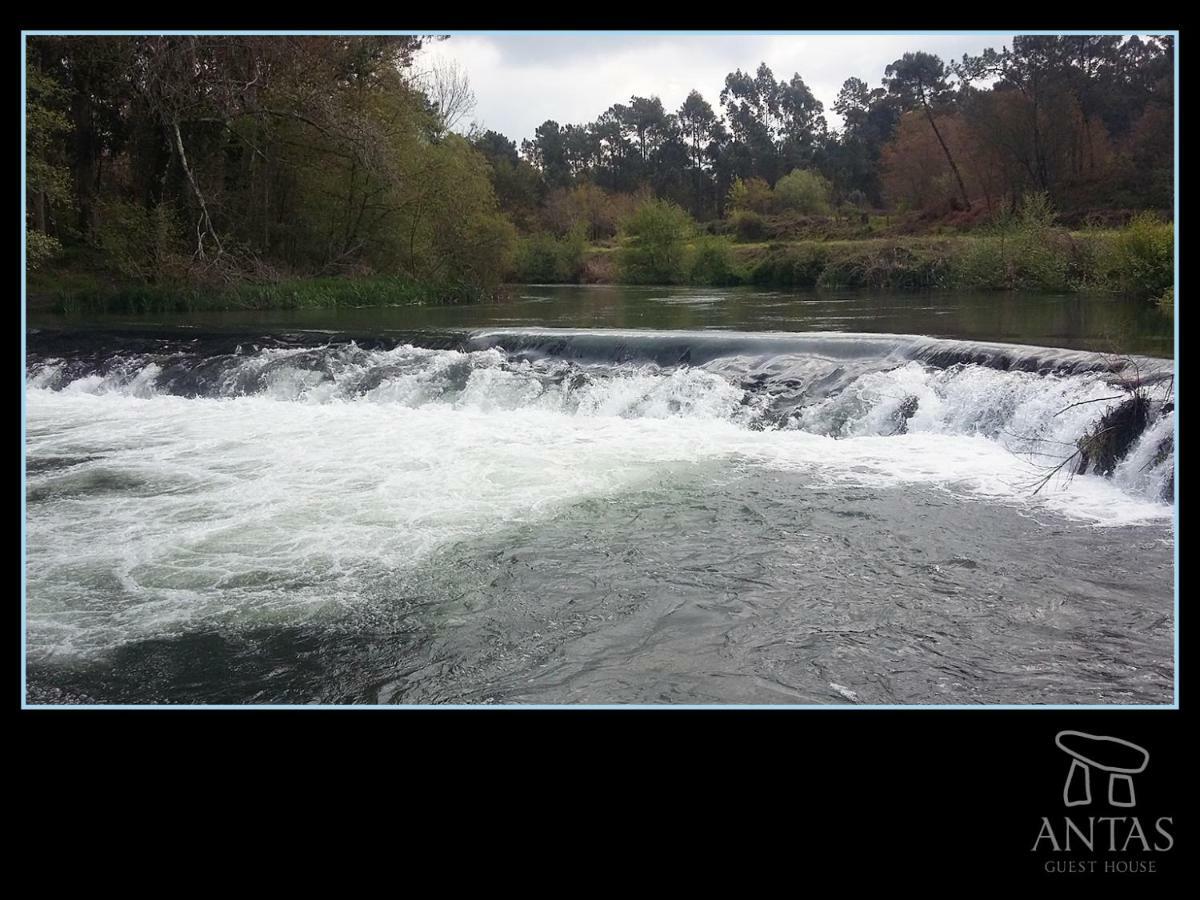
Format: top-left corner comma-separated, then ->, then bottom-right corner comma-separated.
1113,213 -> 1174,299
619,199 -> 693,284
513,233 -> 562,282
94,200 -> 188,282
1016,191 -> 1058,230
817,242 -> 950,290
951,194 -> 1082,292
730,210 -> 768,242
727,177 -> 774,214
542,183 -> 623,240
26,230 -> 62,271
512,225 -> 586,283
775,169 -> 832,215
580,252 -> 616,284
687,236 -> 742,286
951,237 -> 1010,289
790,244 -> 830,287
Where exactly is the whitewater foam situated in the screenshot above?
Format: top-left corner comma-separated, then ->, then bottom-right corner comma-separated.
25,332 -> 1174,659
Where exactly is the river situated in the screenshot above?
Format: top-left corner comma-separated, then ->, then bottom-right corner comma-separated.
24,286 -> 1176,705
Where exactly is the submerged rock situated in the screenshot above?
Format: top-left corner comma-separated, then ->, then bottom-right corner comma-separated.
1151,434 -> 1175,502
889,395 -> 920,435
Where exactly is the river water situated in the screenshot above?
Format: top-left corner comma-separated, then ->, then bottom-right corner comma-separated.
24,286 -> 1176,705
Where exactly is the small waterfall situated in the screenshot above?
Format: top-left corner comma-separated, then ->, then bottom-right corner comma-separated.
27,327 -> 1174,506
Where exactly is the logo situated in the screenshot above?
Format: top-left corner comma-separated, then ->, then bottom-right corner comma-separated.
1055,731 -> 1149,808
1032,731 -> 1174,875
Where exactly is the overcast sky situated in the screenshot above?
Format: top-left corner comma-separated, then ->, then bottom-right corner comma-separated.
415,33 -> 1018,143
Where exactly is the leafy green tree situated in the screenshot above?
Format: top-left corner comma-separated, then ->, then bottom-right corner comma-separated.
25,60 -> 72,267
775,169 -> 832,214
625,96 -> 669,162
828,77 -> 899,204
775,72 -> 827,169
522,120 -> 572,188
473,129 -> 545,230
721,64 -> 780,182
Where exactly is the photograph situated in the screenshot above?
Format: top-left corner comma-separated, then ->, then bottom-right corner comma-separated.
22,29 -> 1177,709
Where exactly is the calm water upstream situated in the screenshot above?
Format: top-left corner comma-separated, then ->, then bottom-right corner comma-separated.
25,286 -> 1175,704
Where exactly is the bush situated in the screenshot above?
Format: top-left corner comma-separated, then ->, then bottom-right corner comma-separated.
687,236 -> 742,286
1016,191 -> 1058,230
52,275 -> 484,315
26,230 -> 62,272
94,200 -> 188,282
790,244 -> 830,287
747,243 -> 829,288
775,169 -> 832,215
727,177 -> 774,214
950,194 -> 1084,292
730,210 -> 768,242
542,183 -> 624,240
817,242 -> 951,290
1113,213 -> 1174,299
619,199 -> 693,284
512,226 -> 586,283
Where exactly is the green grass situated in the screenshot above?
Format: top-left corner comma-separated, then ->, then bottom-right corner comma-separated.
553,220 -> 1173,297
38,274 -> 494,315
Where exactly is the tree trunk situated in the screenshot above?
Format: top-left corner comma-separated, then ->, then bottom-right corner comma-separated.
170,118 -> 223,259
921,94 -> 971,210
32,191 -> 47,233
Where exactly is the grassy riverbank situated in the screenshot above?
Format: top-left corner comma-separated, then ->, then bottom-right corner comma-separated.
27,271 -> 496,315
514,213 -> 1175,301
30,215 -> 1173,314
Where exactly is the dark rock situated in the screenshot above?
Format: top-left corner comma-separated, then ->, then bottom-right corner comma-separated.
1075,395 -> 1151,476
890,395 -> 920,435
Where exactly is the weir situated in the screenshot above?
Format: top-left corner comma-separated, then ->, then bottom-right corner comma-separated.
27,328 -> 1175,507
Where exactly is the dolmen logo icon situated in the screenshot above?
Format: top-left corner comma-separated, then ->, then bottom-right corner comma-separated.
1055,731 -> 1150,808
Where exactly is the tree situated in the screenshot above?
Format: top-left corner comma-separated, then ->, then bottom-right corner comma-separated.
24,35 -> 520,293
25,58 -> 72,241
522,120 -> 571,188
881,110 -> 980,212
956,36 -> 1172,210
720,64 -> 779,182
775,169 -> 832,214
624,95 -> 669,163
727,176 -> 773,214
829,76 -> 900,204
884,52 -> 972,210
775,72 -> 827,169
471,130 -> 545,231
421,57 -> 475,137
677,90 -> 719,214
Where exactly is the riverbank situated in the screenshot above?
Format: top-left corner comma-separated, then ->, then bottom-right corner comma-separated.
515,217 -> 1175,300
25,271 -> 501,315
29,217 -> 1173,315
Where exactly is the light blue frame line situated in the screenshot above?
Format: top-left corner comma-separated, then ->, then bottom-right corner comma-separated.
19,29 -> 1181,711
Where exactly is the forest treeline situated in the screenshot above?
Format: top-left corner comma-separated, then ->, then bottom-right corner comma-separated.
26,35 -> 513,301
26,35 -> 1174,303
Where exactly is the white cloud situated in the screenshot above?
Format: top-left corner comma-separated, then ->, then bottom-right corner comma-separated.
416,33 -> 1018,141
